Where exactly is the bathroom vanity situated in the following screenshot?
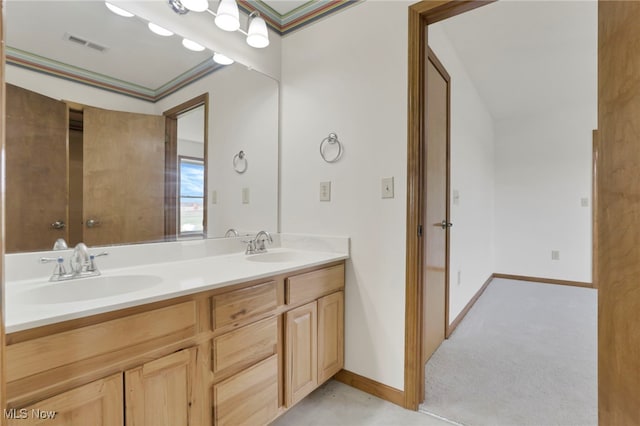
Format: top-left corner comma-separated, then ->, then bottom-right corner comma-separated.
4,238 -> 347,426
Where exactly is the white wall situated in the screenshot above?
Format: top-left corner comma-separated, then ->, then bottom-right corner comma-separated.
281,1 -> 410,390
494,103 -> 594,282
6,65 -> 155,114
428,26 -> 496,322
155,65 -> 279,238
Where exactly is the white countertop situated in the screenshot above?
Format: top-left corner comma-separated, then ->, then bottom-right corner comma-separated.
5,244 -> 348,334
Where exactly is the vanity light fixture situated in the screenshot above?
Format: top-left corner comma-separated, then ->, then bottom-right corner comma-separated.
182,38 -> 206,51
167,0 -> 269,48
181,0 -> 210,12
105,1 -> 134,17
246,11 -> 269,48
213,0 -> 240,31
148,22 -> 174,37
213,52 -> 234,65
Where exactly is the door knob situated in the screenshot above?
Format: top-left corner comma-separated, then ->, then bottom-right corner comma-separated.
440,220 -> 453,229
51,220 -> 66,230
86,219 -> 101,228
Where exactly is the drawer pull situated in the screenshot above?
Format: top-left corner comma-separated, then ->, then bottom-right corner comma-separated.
231,308 -> 247,319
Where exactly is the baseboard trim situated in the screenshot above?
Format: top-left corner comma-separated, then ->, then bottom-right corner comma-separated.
446,274 -> 493,338
493,273 -> 593,289
334,369 -> 405,407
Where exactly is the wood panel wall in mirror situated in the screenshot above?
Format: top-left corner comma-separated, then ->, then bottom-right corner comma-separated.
4,0 -> 279,253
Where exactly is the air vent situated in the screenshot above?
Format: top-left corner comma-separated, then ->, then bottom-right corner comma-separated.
63,33 -> 108,53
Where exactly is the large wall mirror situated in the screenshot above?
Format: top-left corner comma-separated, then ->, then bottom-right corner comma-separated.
4,1 -> 279,253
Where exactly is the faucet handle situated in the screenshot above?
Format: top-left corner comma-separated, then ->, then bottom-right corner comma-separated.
39,256 -> 67,278
87,252 -> 108,273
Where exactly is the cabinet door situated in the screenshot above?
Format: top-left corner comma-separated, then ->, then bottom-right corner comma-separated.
318,291 -> 344,383
7,374 -> 123,426
125,347 -> 201,426
285,301 -> 317,406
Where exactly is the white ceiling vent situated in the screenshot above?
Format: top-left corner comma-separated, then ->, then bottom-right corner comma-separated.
63,32 -> 108,53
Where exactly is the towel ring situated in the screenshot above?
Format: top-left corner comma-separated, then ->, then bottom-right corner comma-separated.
233,150 -> 248,174
320,132 -> 343,163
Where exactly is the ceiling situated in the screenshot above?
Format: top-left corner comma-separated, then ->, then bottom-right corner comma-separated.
432,1 -> 597,120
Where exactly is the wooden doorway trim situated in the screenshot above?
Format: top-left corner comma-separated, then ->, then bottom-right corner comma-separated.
1,4 -> 7,424
404,0 -> 495,410
163,94 -> 209,240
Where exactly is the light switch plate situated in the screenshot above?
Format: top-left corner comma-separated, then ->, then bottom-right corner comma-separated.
581,197 -> 589,207
211,190 -> 217,204
320,181 -> 331,202
381,177 -> 394,199
453,190 -> 460,205
242,187 -> 250,204
551,250 -> 560,260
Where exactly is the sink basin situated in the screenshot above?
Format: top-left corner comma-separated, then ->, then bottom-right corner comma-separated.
16,275 -> 164,304
246,250 -> 315,263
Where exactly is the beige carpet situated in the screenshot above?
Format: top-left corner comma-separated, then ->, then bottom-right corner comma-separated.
420,278 -> 597,426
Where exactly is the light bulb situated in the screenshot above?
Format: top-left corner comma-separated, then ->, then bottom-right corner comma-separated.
181,0 -> 209,12
246,14 -> 269,48
213,53 -> 234,65
105,2 -> 134,17
182,38 -> 205,52
148,22 -> 174,37
214,0 -> 240,32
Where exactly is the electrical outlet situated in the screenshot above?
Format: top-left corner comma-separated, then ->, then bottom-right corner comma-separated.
552,250 -> 560,260
581,197 -> 589,207
211,190 -> 217,204
242,187 -> 250,204
381,177 -> 394,199
320,181 -> 331,202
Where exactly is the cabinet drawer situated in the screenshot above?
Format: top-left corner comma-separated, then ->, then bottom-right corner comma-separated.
286,264 -> 345,306
212,316 -> 278,375
213,354 -> 279,426
6,301 -> 197,383
212,281 -> 278,330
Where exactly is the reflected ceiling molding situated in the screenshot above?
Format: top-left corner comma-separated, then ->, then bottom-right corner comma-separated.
6,47 -> 225,103
238,0 -> 362,36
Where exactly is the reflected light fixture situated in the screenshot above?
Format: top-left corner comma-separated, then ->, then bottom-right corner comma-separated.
105,1 -> 134,17
246,11 -> 269,48
182,38 -> 206,51
181,0 -> 209,12
213,53 -> 234,65
148,22 -> 174,37
214,0 -> 240,32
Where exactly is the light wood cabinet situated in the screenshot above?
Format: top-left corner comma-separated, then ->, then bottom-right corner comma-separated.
318,291 -> 344,383
5,261 -> 345,426
213,354 -> 279,426
7,374 -> 123,426
285,301 -> 318,406
125,347 -> 202,426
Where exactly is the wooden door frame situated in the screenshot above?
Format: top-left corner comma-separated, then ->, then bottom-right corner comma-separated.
163,94 -> 209,240
404,0 -> 495,410
1,2 -> 6,423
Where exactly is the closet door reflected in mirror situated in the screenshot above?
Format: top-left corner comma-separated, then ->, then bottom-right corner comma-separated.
5,84 -> 167,251
83,106 -> 165,246
5,84 -> 68,252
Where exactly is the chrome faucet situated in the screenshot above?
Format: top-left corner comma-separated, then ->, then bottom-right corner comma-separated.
224,228 -> 240,237
40,242 -> 108,281
245,231 -> 273,255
